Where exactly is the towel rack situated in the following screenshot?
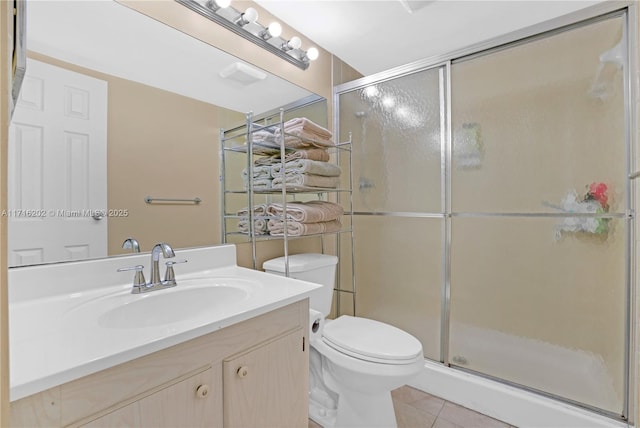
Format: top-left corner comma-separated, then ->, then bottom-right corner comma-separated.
630,171 -> 640,180
144,196 -> 201,204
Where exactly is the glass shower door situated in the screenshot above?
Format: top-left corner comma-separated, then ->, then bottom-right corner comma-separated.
337,67 -> 446,361
449,14 -> 627,415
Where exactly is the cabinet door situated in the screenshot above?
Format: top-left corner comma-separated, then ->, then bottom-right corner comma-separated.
81,368 -> 216,428
223,328 -> 308,428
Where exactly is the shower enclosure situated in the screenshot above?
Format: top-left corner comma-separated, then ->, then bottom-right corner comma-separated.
335,7 -> 632,421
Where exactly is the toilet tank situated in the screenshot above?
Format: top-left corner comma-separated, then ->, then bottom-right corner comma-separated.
262,253 -> 338,317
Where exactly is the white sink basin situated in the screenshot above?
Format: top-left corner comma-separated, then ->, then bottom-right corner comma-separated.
69,277 -> 258,329
99,285 -> 248,328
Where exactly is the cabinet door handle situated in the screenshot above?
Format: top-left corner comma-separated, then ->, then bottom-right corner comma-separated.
237,366 -> 249,379
195,384 -> 210,398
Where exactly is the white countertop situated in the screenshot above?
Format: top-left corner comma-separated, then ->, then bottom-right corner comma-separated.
9,245 -> 318,401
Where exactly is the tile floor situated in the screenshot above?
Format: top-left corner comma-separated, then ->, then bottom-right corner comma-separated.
308,385 -> 516,428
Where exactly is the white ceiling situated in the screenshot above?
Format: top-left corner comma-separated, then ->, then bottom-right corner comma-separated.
255,0 -> 606,76
26,0 -> 312,114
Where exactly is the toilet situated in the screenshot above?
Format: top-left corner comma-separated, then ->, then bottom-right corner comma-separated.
263,253 -> 424,428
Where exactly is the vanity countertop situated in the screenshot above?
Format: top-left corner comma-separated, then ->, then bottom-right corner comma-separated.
8,244 -> 318,401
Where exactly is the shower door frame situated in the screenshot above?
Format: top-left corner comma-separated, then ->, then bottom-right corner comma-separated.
334,1 -> 638,422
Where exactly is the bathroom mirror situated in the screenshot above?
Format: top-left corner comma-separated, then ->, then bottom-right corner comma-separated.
7,0 -> 324,267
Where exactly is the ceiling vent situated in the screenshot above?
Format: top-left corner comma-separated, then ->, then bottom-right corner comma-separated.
219,62 -> 267,86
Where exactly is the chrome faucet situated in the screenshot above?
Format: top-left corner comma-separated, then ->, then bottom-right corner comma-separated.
117,242 -> 187,294
122,237 -> 141,253
150,242 -> 175,286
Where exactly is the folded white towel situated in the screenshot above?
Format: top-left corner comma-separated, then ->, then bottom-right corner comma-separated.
286,148 -> 330,162
280,117 -> 333,139
266,201 -> 344,223
237,204 -> 268,217
245,178 -> 273,190
280,128 -> 335,147
267,219 -> 342,237
254,148 -> 330,166
241,165 -> 272,180
272,174 -> 340,189
238,219 -> 268,235
271,159 -> 341,178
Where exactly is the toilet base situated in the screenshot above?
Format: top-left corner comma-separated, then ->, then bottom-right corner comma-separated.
338,389 -> 397,428
309,384 -> 338,427
310,388 -> 397,428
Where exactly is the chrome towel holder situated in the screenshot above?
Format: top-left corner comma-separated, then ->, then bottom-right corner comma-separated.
144,196 -> 202,204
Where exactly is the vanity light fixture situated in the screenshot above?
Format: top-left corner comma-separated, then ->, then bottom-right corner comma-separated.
235,7 -> 258,27
175,0 -> 317,70
259,22 -> 282,40
302,47 -> 319,62
205,0 -> 230,11
281,36 -> 302,52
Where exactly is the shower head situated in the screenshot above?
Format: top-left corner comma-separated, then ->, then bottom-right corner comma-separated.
599,39 -> 624,69
589,38 -> 625,100
355,111 -> 367,118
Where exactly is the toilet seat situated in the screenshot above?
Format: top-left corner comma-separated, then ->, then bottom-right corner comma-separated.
322,316 -> 422,365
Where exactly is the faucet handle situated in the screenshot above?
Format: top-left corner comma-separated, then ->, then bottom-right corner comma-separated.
164,259 -> 188,284
117,264 -> 146,287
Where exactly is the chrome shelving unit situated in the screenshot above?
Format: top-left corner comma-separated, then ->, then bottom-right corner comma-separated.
220,111 -> 355,315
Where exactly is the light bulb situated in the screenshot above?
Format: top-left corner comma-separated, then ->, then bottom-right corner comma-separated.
243,7 -> 258,23
215,0 -> 231,8
263,22 -> 282,39
235,7 -> 258,26
306,47 -> 319,61
283,36 -> 302,51
269,22 -> 283,38
288,36 -> 302,50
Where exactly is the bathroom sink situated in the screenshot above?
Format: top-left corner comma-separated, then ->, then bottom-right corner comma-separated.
69,277 -> 258,329
98,285 -> 247,328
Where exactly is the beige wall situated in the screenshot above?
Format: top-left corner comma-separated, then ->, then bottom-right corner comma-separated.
29,52 -> 225,256
333,56 -> 363,87
105,75 -> 220,254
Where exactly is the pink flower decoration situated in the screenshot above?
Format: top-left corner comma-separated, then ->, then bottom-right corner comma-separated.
587,182 -> 608,209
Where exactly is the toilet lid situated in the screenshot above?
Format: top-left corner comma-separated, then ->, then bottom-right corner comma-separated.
322,316 -> 423,364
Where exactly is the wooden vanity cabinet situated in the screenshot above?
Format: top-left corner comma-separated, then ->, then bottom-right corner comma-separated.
80,368 -> 216,428
223,328 -> 307,428
10,300 -> 309,428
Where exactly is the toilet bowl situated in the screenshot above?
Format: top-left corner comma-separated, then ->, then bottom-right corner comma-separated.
263,254 -> 424,428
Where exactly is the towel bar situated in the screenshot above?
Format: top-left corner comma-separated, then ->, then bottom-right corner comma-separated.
144,196 -> 202,204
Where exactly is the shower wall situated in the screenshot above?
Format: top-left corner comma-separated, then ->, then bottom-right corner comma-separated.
337,13 -> 628,417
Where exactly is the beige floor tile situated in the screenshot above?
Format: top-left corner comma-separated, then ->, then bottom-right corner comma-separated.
309,387 -> 516,428
308,418 -> 322,428
394,400 -> 438,428
392,385 -> 433,404
407,394 -> 446,417
438,402 -> 510,428
432,418 -> 464,428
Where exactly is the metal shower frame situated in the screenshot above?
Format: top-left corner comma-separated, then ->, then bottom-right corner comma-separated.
334,2 -> 638,422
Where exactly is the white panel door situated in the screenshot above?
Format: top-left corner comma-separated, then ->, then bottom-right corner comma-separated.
8,59 -> 108,266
